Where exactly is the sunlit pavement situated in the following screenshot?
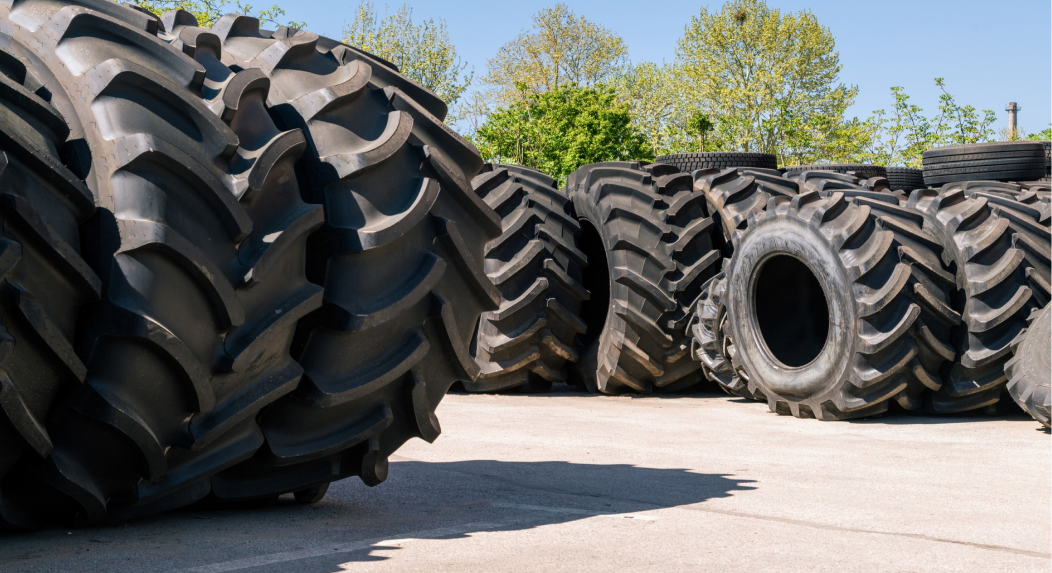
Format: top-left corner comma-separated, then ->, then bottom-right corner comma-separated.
2,390 -> 1048,573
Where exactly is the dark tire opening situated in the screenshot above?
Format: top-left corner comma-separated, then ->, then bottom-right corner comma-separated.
577,219 -> 610,346
753,255 -> 830,367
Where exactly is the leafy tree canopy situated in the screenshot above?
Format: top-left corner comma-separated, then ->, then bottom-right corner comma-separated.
473,84 -> 651,184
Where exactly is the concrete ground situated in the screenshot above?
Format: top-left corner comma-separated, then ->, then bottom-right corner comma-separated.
0,390 -> 1048,573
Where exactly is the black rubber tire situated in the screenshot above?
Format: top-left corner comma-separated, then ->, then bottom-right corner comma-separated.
693,168 -> 799,252
922,142 -> 1046,185
939,181 -> 1050,307
785,172 -> 958,409
690,272 -> 757,399
656,152 -> 777,173
0,1 -> 327,528
907,188 -> 1041,413
181,15 -> 500,501
0,61 -> 102,496
885,167 -> 925,192
725,192 -> 923,420
566,162 -> 720,393
464,164 -> 587,392
1005,304 -> 1051,428
783,164 -> 888,180
1041,141 -> 1050,181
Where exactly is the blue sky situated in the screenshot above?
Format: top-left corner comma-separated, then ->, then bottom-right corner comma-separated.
275,0 -> 1052,134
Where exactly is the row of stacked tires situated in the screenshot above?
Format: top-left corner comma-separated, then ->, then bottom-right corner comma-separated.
467,145 -> 1050,430
0,2 -> 507,529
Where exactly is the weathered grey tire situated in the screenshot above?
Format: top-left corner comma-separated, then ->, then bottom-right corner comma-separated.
908,188 -> 1041,413
566,162 -> 720,393
0,1 -> 326,529
690,272 -> 757,399
0,60 -> 101,501
885,167 -> 925,192
656,152 -> 777,173
1005,304 -> 1051,428
783,164 -> 888,180
464,164 -> 586,392
693,167 -> 799,252
922,142 -> 1046,185
726,192 -> 923,420
178,15 -> 501,501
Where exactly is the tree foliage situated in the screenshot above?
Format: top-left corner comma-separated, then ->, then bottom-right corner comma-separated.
482,4 -> 629,105
473,84 -> 651,184
343,2 -> 472,112
122,0 -> 303,28
676,0 -> 863,164
612,62 -> 693,157
866,79 -> 997,167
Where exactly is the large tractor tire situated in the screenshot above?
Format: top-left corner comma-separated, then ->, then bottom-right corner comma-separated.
908,188 -> 1041,413
0,1 -> 322,528
0,62 -> 101,493
725,192 -> 923,420
922,141 -> 1046,186
566,162 -> 720,393
656,152 -> 777,173
1005,304 -> 1051,428
941,181 -> 1050,307
786,172 -> 958,409
464,164 -> 587,392
693,167 -> 799,252
164,15 -> 501,501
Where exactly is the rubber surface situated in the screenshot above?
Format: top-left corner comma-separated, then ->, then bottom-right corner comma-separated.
908,188 -> 1041,413
690,272 -> 756,399
170,14 -> 501,502
0,0 -> 331,528
885,167 -> 925,192
784,172 -> 958,409
1004,304 -> 1051,428
0,56 -> 101,496
693,167 -> 799,252
922,142 -> 1046,185
656,152 -> 778,173
725,191 -> 923,420
783,164 -> 888,180
465,164 -> 586,392
566,162 -> 720,393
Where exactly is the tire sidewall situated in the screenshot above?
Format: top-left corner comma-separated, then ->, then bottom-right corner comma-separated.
727,216 -> 855,398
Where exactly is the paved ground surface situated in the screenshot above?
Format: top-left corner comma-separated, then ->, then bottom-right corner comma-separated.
1,390 -> 1049,573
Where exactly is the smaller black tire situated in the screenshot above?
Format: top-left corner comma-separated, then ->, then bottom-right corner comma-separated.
690,272 -> 757,399
657,152 -> 777,173
886,167 -> 925,191
783,164 -> 887,180
922,141 -> 1046,185
1005,304 -> 1051,428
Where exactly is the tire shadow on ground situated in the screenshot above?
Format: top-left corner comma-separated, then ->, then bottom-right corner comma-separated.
0,460 -> 756,573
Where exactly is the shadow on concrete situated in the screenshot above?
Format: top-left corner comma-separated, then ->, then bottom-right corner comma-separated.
0,460 -> 756,573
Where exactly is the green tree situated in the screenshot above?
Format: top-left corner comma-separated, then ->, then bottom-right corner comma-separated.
866,79 -> 997,167
676,0 -> 860,163
343,2 -> 472,113
612,62 -> 694,157
482,4 -> 629,105
122,0 -> 303,28
473,84 -> 651,184
1026,126 -> 1052,141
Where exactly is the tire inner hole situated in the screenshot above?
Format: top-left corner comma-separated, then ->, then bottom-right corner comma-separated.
577,219 -> 609,347
753,254 -> 830,368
